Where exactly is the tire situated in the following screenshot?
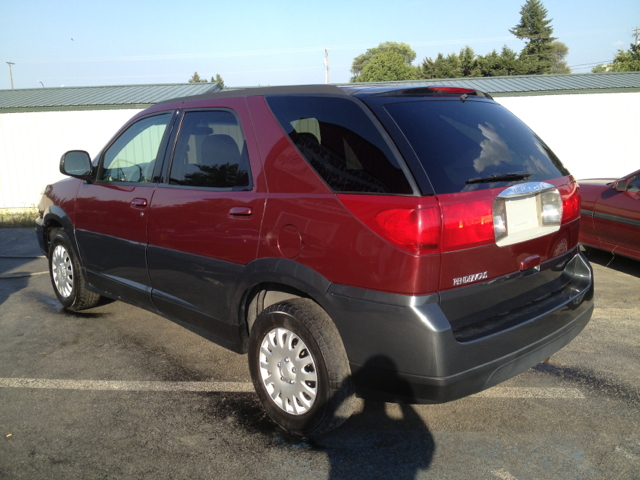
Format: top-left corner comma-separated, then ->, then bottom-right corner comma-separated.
48,229 -> 101,311
248,298 -> 356,436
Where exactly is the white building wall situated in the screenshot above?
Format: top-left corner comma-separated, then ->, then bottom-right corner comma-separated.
1,91 -> 639,208
0,109 -> 142,209
496,92 -> 640,180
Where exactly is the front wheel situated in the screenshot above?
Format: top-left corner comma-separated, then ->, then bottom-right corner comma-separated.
248,298 -> 355,436
49,229 -> 101,311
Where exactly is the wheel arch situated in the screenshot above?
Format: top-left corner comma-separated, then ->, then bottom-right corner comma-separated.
233,258 -> 333,336
42,206 -> 80,262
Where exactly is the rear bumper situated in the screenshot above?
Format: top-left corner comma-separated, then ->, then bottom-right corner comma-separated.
324,251 -> 594,404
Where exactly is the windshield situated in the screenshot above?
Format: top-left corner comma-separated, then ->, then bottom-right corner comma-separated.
384,99 -> 569,194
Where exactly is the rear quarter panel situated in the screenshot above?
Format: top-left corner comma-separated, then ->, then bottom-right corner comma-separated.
247,95 -> 441,295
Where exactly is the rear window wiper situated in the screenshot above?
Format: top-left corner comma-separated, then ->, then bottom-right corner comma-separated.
466,172 -> 532,184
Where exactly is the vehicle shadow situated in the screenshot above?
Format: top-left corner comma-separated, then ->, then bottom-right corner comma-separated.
309,356 -> 435,479
582,247 -> 640,278
205,356 -> 435,479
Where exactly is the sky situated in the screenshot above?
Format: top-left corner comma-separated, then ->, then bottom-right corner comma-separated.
1,0 -> 638,90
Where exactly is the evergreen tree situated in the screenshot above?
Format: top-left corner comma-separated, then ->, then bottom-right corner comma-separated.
188,72 -> 208,83
509,0 -> 556,74
421,47 -> 482,79
211,74 -> 225,87
460,46 -> 482,77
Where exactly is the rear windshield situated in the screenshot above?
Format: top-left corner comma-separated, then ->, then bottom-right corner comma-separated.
385,99 -> 569,194
267,95 -> 413,194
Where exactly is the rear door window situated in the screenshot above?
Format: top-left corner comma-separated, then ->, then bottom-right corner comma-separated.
266,96 -> 413,194
169,110 -> 251,189
384,99 -> 569,194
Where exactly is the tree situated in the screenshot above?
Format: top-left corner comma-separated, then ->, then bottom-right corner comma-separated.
509,0 -> 556,74
421,52 -> 462,79
350,42 -> 417,82
592,43 -> 640,72
210,74 -> 225,87
460,46 -> 482,77
421,46 -> 484,79
188,72 -> 208,83
356,50 -> 419,82
550,41 -> 571,73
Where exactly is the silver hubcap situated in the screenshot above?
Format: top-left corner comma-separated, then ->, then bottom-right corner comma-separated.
52,245 -> 73,298
259,327 -> 318,415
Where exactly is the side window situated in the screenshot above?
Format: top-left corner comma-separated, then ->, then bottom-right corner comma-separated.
266,96 -> 413,194
100,114 -> 171,183
169,110 -> 250,189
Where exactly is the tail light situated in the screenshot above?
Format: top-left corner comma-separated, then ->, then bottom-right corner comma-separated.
442,200 -> 495,251
337,195 -> 441,256
540,189 -> 563,225
429,87 -> 476,94
558,182 -> 581,223
374,207 -> 440,254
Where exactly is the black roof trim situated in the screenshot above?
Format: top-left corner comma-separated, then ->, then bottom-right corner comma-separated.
157,84 -> 348,105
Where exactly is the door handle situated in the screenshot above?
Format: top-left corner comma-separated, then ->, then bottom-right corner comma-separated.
131,198 -> 148,208
229,207 -> 252,217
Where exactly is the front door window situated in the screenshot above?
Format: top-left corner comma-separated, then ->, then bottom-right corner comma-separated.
100,114 -> 172,183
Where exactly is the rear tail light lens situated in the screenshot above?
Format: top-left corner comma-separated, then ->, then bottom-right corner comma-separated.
559,182 -> 580,223
442,200 -> 495,250
374,207 -> 440,254
540,189 -> 562,225
492,199 -> 508,241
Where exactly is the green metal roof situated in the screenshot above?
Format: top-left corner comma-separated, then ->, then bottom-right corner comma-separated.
1,72 -> 639,113
331,72 -> 640,97
0,83 -> 220,112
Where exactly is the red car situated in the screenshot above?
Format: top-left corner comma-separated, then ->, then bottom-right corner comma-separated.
579,169 -> 640,261
36,85 -> 594,435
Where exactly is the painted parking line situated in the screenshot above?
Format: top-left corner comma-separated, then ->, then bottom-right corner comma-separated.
0,378 -> 255,393
0,378 -> 584,399
492,469 -> 519,480
472,387 -> 585,399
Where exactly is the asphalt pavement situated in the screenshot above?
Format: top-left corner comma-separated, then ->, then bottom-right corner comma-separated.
0,228 -> 638,479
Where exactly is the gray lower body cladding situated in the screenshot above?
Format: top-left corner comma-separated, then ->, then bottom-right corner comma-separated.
325,252 -> 594,404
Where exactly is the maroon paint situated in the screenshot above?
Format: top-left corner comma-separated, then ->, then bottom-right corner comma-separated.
579,169 -> 640,260
247,95 -> 442,295
75,183 -> 153,245
148,97 -> 268,264
39,177 -> 82,223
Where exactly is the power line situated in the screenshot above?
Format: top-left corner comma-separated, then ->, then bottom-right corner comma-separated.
567,60 -> 613,68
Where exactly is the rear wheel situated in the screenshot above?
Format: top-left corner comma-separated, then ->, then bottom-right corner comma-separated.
49,229 -> 101,311
248,298 -> 355,436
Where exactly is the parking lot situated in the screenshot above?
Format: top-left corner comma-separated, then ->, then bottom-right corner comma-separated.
1,227 -> 638,479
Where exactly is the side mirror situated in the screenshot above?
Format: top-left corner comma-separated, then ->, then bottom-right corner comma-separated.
60,150 -> 93,181
614,179 -> 627,192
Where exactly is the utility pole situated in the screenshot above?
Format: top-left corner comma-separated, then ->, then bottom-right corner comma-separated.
6,62 -> 15,90
324,48 -> 329,84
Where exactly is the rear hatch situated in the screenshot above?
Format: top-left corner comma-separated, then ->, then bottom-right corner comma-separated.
358,87 -> 582,337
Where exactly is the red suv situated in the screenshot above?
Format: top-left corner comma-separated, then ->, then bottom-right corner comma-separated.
36,84 -> 594,436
